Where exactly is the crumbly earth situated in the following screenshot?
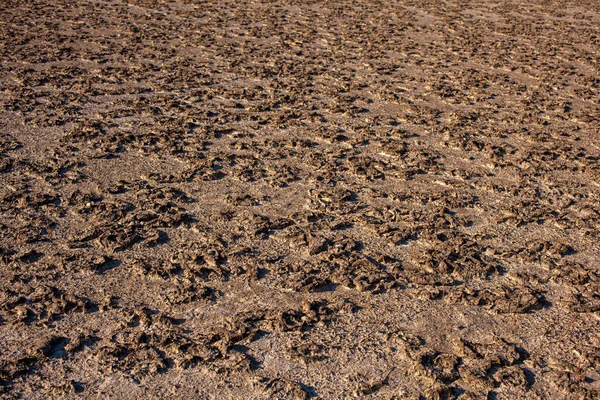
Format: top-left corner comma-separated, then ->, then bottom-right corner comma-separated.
1,0 -> 599,398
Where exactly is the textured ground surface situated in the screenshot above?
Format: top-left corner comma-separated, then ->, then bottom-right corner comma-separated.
1,0 -> 600,398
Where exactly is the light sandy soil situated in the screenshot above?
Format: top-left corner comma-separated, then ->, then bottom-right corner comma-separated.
1,0 -> 600,398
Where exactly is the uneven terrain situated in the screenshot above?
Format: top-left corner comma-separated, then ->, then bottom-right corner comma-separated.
1,0 -> 600,398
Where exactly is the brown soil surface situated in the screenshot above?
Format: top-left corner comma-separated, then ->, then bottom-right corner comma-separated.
1,0 -> 600,398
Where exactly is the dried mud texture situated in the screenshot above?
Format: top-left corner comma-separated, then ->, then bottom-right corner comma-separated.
1,0 -> 600,398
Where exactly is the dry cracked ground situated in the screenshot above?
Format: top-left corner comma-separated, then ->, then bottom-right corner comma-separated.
1,0 -> 600,399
